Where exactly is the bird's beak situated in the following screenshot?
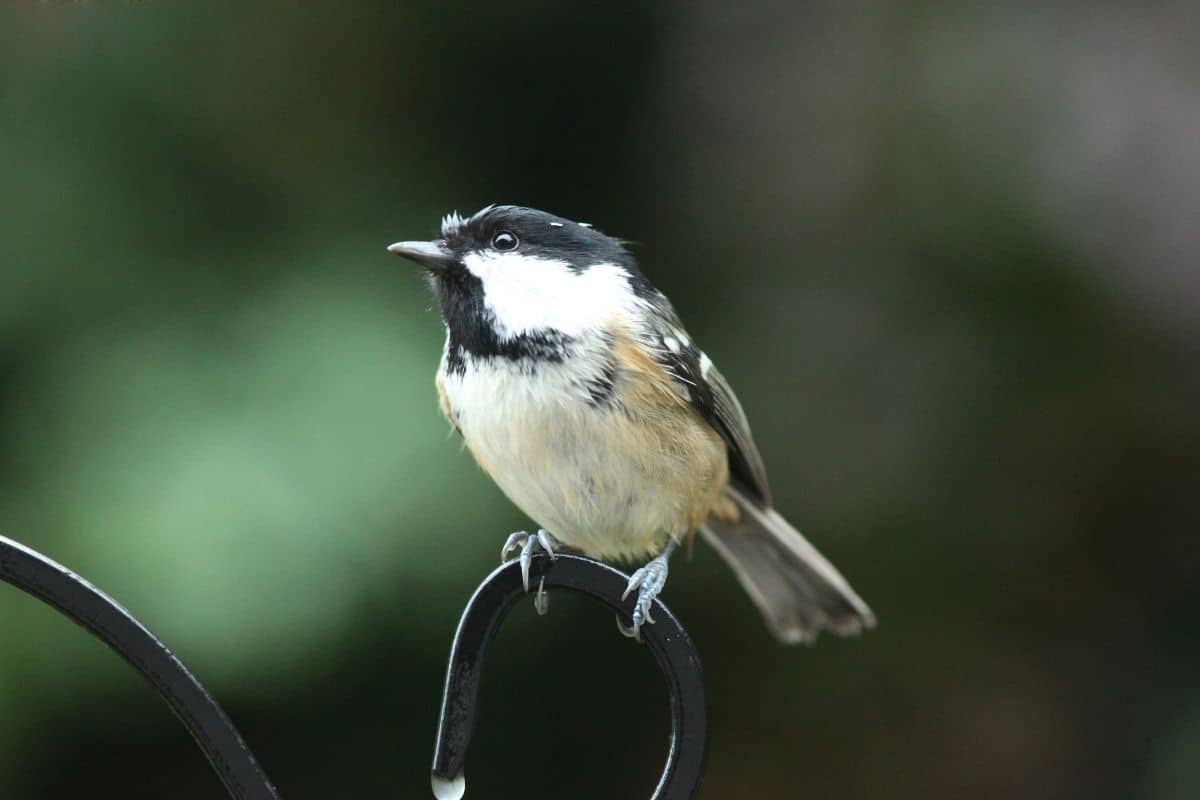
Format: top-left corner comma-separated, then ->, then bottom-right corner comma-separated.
387,240 -> 456,271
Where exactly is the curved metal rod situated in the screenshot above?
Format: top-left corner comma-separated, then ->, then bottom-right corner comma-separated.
432,553 -> 708,800
0,535 -> 281,800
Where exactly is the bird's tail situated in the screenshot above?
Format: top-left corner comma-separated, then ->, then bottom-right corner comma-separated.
700,485 -> 875,644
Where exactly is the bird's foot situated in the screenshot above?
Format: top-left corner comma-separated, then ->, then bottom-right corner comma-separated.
500,529 -> 558,614
618,543 -> 676,641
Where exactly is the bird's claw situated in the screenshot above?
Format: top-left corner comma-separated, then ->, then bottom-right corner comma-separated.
500,529 -> 558,596
618,555 -> 670,640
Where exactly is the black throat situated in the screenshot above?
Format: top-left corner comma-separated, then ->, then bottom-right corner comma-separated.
432,268 -> 573,376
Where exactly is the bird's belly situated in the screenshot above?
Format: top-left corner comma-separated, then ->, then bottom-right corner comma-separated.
442,360 -> 727,561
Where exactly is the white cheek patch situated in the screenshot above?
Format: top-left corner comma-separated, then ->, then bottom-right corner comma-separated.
462,252 -> 641,338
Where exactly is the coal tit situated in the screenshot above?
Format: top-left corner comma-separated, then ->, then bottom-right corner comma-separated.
389,205 -> 874,643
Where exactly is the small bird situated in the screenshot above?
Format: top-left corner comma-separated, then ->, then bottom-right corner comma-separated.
389,205 -> 874,643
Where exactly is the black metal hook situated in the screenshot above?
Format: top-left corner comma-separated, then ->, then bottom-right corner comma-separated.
0,535 -> 281,800
432,553 -> 709,800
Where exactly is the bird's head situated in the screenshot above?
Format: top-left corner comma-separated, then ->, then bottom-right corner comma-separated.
388,205 -> 651,346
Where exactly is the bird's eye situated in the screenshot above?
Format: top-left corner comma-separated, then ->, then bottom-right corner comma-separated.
492,231 -> 519,251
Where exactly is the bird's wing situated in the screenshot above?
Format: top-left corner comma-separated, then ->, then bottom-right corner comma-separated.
643,305 -> 773,506
701,360 -> 772,504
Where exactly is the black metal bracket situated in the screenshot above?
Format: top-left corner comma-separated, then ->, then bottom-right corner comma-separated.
0,537 -> 709,799
0,534 -> 281,800
432,553 -> 709,800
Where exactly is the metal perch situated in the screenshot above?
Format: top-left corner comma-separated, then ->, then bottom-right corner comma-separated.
0,536 -> 709,799
432,553 -> 709,800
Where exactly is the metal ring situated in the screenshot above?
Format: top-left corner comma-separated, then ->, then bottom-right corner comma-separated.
432,553 -> 709,800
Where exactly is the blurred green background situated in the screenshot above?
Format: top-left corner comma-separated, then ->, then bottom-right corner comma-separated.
2,3 -> 1198,799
